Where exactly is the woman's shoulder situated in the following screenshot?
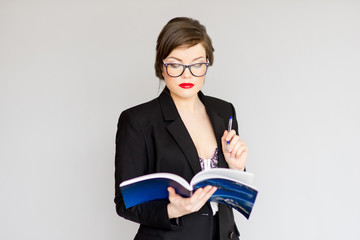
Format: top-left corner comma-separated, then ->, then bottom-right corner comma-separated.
204,95 -> 232,106
118,97 -> 162,124
202,94 -> 235,114
122,97 -> 160,114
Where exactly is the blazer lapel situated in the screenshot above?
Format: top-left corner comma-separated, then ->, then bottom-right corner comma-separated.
198,92 -> 229,169
159,88 -> 202,175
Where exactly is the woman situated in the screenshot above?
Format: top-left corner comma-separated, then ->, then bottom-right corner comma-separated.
114,17 -> 248,240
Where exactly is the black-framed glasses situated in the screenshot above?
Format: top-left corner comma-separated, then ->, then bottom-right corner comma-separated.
163,60 -> 210,77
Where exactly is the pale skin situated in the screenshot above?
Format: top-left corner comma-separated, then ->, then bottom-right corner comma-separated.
162,43 -> 248,219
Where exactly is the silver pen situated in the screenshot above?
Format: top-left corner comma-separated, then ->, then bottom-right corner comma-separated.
226,116 -> 233,151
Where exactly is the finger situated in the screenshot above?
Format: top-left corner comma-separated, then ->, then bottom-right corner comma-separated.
199,187 -> 217,208
222,130 -> 228,139
168,187 -> 178,201
198,186 -> 216,201
192,187 -> 204,199
222,130 -> 229,146
222,130 -> 235,152
222,130 -> 236,143
228,135 -> 240,152
185,188 -> 206,212
203,186 -> 217,200
235,144 -> 248,158
232,140 -> 247,157
167,187 -> 174,197
222,131 -> 229,151
193,186 -> 216,210
194,186 -> 211,200
225,129 -> 237,142
230,141 -> 241,157
201,185 -> 214,198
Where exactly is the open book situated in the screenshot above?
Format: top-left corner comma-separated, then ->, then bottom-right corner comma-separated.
120,168 -> 258,219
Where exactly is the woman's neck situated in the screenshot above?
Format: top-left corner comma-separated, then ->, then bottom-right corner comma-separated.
171,94 -> 202,113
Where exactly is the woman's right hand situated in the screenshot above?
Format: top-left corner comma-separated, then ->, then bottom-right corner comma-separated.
167,186 -> 217,219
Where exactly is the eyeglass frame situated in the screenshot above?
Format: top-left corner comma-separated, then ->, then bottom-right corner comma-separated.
162,60 -> 210,77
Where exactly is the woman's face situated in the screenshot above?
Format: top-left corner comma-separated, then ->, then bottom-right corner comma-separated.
162,43 -> 207,102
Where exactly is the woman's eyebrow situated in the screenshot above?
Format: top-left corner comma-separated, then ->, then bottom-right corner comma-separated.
166,56 -> 206,62
192,56 -> 206,61
166,57 -> 182,62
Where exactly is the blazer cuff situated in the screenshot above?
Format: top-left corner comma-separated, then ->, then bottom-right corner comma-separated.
169,217 -> 182,230
139,200 -> 179,230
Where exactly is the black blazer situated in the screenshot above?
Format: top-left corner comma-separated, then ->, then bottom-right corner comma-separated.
114,87 -> 240,240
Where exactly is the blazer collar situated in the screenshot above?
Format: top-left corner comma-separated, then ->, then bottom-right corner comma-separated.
158,87 -> 179,121
158,87 -> 229,175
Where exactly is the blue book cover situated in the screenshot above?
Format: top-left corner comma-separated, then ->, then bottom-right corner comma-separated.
120,168 -> 258,219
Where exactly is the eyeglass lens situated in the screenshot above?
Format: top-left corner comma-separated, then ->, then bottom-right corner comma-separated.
166,63 -> 208,77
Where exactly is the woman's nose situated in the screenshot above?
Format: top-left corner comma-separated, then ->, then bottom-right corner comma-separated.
182,66 -> 192,79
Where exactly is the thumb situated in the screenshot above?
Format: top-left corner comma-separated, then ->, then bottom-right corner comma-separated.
168,187 -> 176,200
221,130 -> 228,142
221,130 -> 229,151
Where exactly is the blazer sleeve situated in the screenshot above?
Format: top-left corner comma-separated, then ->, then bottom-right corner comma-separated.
114,109 -> 180,230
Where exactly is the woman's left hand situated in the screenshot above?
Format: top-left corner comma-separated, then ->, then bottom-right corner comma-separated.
221,130 -> 248,171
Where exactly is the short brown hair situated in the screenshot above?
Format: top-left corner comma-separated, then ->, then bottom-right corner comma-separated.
155,17 -> 215,80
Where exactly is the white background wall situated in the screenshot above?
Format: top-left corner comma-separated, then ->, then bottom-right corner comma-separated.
1,0 -> 359,239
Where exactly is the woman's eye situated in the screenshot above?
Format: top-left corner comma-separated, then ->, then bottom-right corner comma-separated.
192,63 -> 203,69
170,64 -> 182,69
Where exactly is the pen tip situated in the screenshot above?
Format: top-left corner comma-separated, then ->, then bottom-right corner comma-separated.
230,116 -> 232,119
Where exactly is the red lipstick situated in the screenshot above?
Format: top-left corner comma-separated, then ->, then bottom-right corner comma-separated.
179,83 -> 194,89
